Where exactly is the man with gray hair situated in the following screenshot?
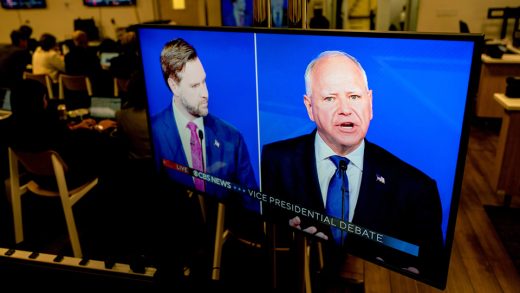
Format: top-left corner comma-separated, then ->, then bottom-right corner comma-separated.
261,50 -> 444,289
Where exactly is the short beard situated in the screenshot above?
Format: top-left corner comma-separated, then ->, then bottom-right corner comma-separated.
181,96 -> 208,117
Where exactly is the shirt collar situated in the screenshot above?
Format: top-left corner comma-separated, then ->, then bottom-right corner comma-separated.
172,100 -> 204,130
315,133 -> 364,171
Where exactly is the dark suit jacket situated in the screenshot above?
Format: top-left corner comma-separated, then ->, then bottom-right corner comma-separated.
151,104 -> 259,212
271,8 -> 288,27
261,130 -> 444,280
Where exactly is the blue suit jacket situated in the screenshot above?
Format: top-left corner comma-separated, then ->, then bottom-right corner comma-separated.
261,131 -> 444,280
151,104 -> 259,212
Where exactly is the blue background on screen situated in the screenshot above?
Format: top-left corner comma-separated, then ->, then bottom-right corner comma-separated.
139,27 -> 476,242
138,29 -> 259,182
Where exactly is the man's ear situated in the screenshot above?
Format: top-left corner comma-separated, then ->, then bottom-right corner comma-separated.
304,94 -> 315,122
167,77 -> 179,95
368,89 -> 373,120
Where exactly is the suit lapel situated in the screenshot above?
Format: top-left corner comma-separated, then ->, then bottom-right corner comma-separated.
353,141 -> 387,227
299,132 -> 325,211
202,114 -> 219,175
168,108 -> 189,167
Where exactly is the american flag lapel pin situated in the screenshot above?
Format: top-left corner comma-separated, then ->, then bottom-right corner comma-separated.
214,139 -> 220,148
376,174 -> 385,184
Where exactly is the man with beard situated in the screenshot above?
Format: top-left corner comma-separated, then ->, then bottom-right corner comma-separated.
153,37 -> 258,210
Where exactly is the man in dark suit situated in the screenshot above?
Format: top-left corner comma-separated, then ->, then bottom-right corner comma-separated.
223,0 -> 253,27
261,51 -> 444,286
152,37 -> 259,212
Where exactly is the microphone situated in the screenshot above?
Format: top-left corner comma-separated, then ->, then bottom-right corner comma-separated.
198,129 -> 206,190
339,159 -> 348,246
339,160 -> 348,171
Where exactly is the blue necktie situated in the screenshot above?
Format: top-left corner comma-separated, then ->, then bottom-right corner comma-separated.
325,155 -> 349,245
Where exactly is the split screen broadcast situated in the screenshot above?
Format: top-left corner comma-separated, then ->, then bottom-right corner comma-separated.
138,25 -> 482,289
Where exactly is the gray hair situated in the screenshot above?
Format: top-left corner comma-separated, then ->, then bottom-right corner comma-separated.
304,50 -> 369,96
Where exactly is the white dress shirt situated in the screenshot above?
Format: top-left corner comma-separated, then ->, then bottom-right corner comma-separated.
173,101 -> 206,169
32,47 -> 65,83
315,133 -> 364,222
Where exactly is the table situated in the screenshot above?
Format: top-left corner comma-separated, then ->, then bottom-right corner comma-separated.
493,93 -> 520,204
476,54 -> 520,118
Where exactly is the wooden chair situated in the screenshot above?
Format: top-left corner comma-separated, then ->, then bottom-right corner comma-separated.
8,147 -> 98,258
22,72 -> 55,99
193,193 -> 264,281
58,74 -> 93,109
297,233 -> 364,293
113,77 -> 130,98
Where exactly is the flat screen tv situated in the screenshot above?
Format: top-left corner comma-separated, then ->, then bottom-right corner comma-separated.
221,0 -> 254,27
0,0 -> 46,9
83,0 -> 135,7
137,25 -> 482,290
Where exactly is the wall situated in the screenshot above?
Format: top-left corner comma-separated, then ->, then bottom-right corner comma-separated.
416,0 -> 519,39
156,0 -> 221,26
0,0 -> 156,43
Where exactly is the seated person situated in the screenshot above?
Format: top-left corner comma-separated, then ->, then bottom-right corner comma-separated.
65,30 -> 112,96
32,33 -> 65,84
7,79 -> 116,189
110,31 -> 140,101
18,24 -> 38,54
115,71 -> 151,161
0,30 -> 31,89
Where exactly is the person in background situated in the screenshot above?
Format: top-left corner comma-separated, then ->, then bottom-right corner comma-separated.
65,30 -> 111,96
225,0 -> 251,27
271,0 -> 287,28
32,33 -> 65,83
65,30 -> 101,76
115,70 -> 150,161
110,31 -> 140,100
18,24 -> 38,54
112,31 -> 139,74
309,7 -> 330,29
0,30 -> 31,89
7,79 -> 116,189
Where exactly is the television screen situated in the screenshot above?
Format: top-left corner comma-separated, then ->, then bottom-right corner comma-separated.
271,0 -> 288,28
83,0 -> 135,7
221,0 -> 254,27
0,0 -> 46,9
137,25 -> 482,290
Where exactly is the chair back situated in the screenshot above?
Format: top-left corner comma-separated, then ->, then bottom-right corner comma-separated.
59,74 -> 93,98
114,77 -> 130,98
8,147 -> 98,258
22,72 -> 55,99
13,149 -> 68,176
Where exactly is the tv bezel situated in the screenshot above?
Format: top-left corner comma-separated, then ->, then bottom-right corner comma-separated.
136,24 -> 483,290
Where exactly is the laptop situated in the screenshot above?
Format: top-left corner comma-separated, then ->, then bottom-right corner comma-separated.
0,88 -> 12,120
89,97 -> 121,119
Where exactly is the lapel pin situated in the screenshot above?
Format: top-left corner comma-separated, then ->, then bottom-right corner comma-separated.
214,139 -> 220,148
376,174 -> 385,184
